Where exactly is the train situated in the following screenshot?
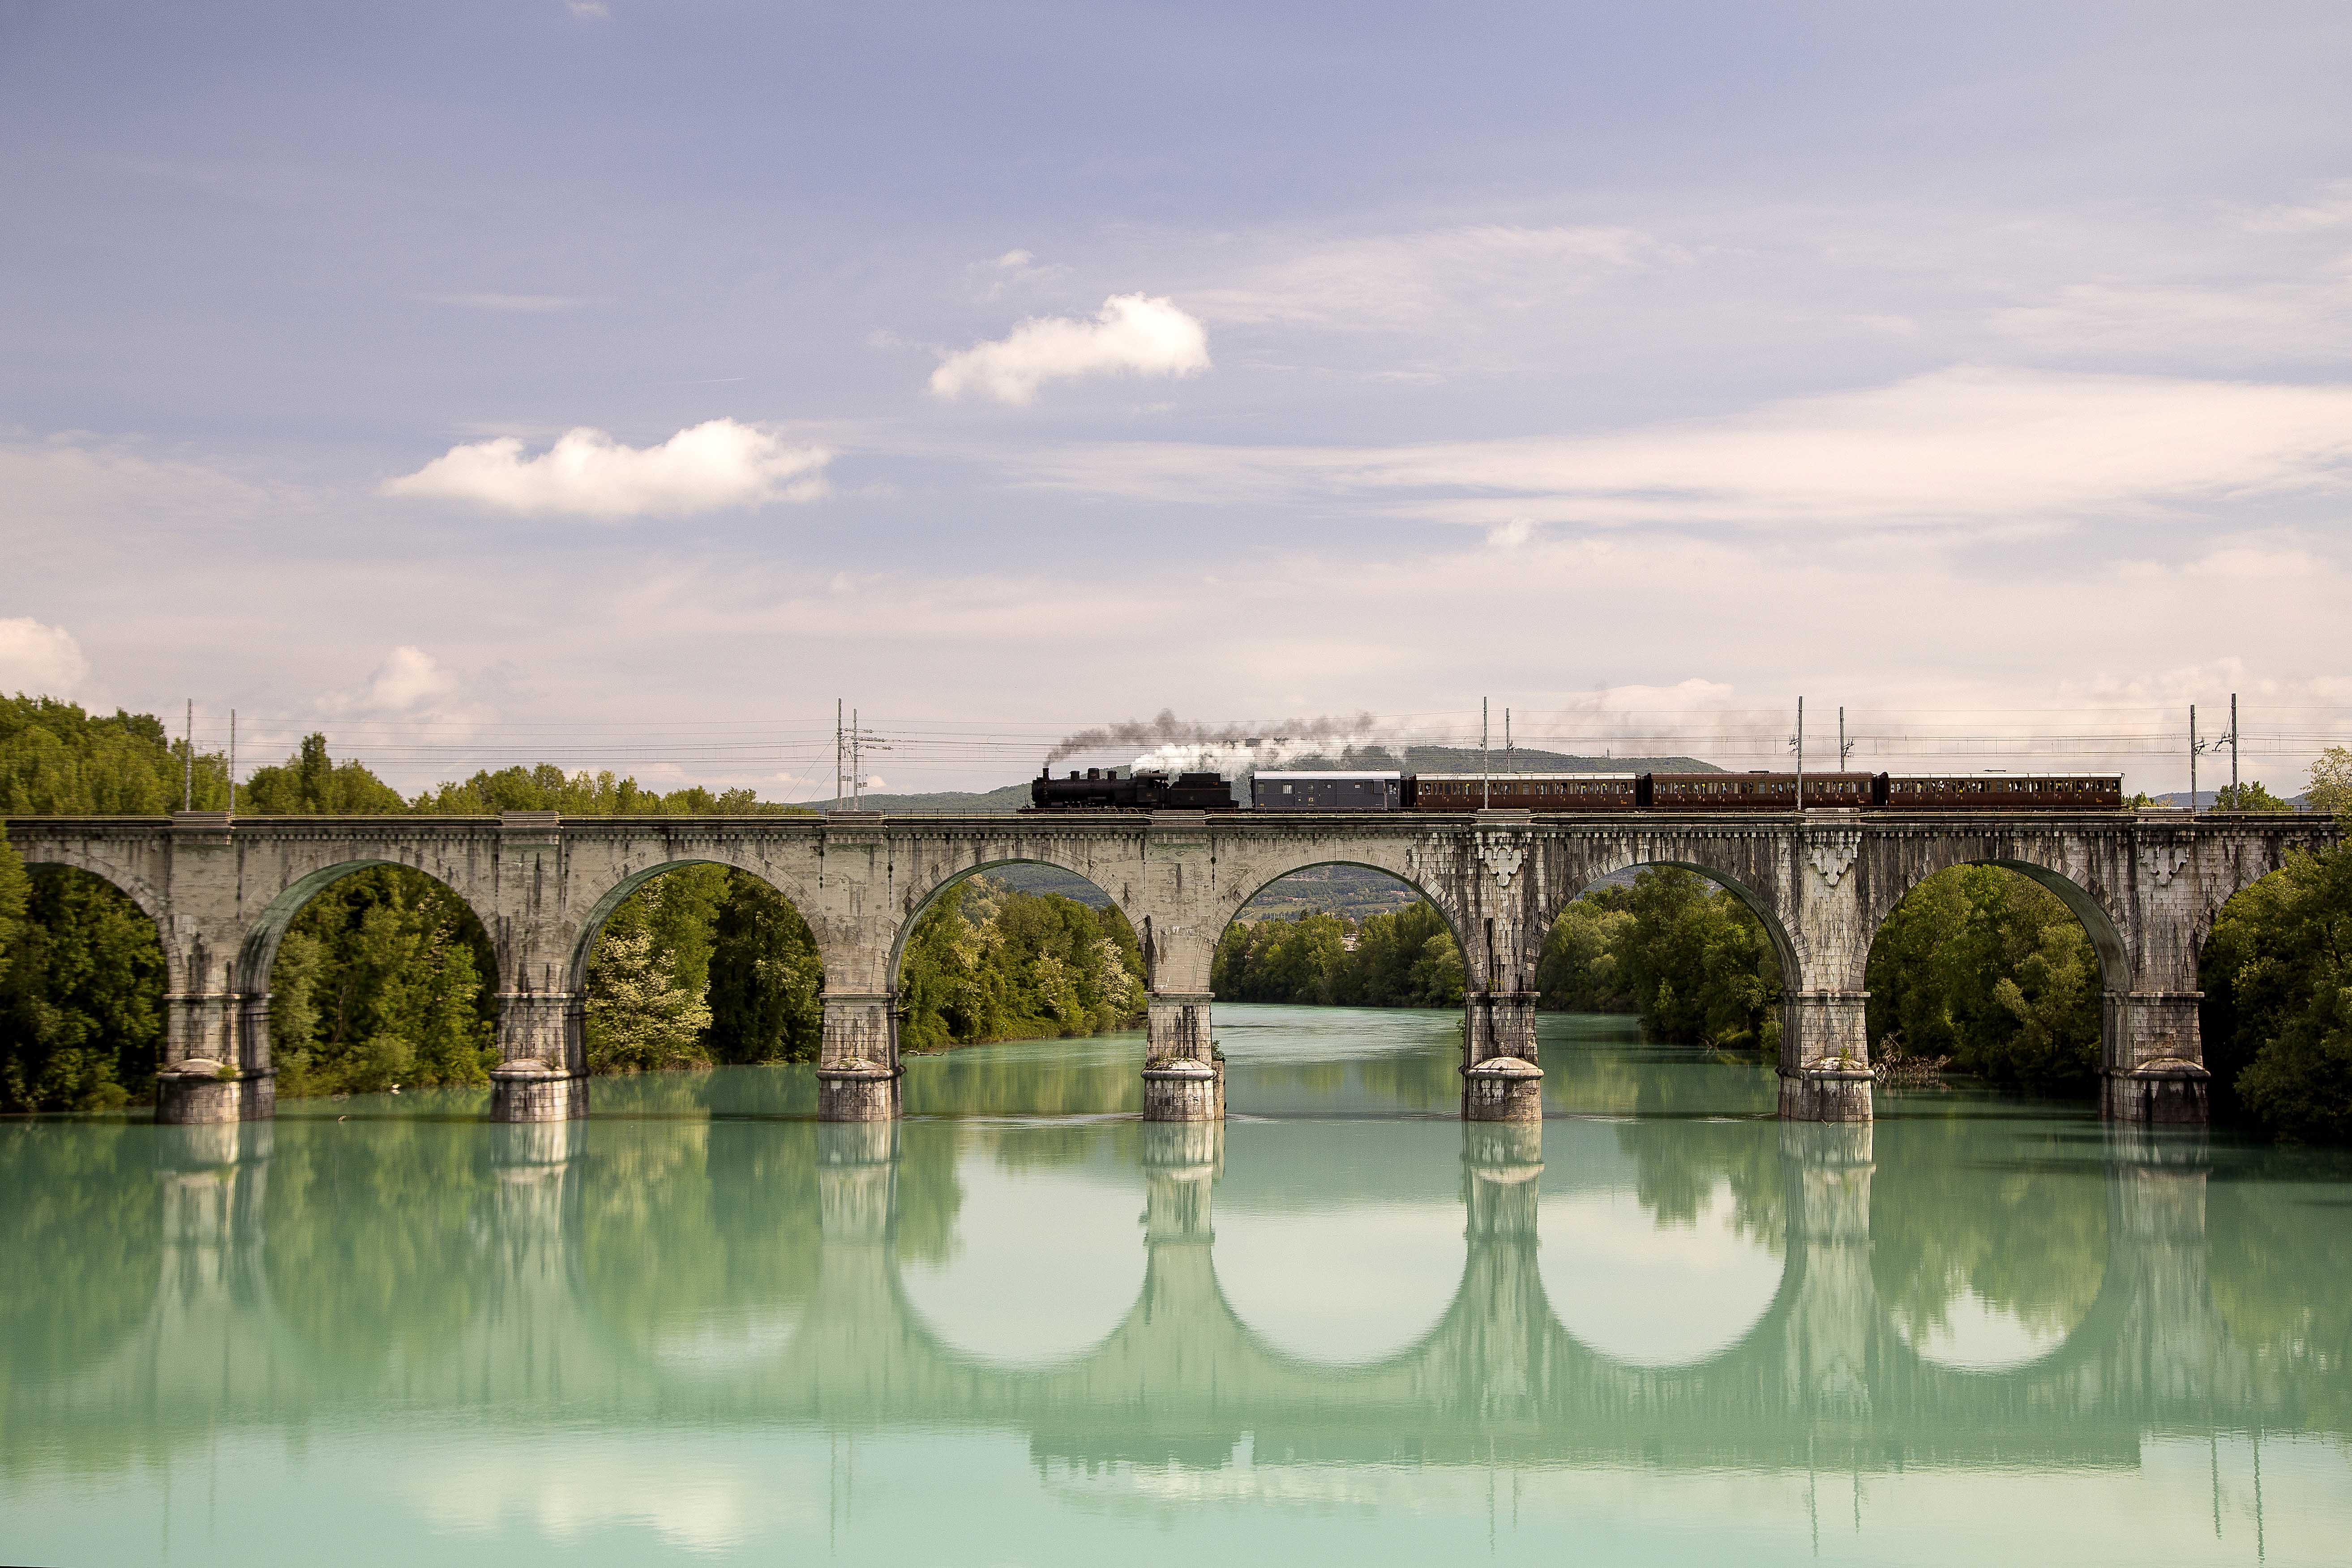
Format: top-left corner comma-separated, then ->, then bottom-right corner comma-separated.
1028,766 -> 2125,813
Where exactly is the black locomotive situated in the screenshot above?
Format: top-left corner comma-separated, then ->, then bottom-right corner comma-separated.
1028,767 -> 1240,811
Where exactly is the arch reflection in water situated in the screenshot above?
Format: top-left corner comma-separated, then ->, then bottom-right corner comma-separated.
1870,1114 -> 2110,1373
1210,1119 -> 1467,1365
12,1074 -> 2352,1560
896,1121 -> 1147,1366
1536,1117 -> 1787,1367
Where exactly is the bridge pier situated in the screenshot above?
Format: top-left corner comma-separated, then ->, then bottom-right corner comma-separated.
1462,990 -> 1543,1120
1778,990 -> 1874,1122
490,990 -> 587,1122
1143,991 -> 1223,1121
817,991 -> 901,1121
157,990 -> 274,1123
2101,990 -> 2210,1124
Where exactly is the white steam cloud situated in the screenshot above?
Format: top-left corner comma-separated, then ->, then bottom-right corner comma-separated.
383,419 -> 831,518
930,294 -> 1210,405
1047,710 -> 1389,776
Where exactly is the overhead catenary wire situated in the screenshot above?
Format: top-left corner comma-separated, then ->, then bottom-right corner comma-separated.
141,698 -> 2352,803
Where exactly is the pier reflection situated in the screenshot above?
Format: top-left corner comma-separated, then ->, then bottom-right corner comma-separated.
3,1098 -> 2339,1487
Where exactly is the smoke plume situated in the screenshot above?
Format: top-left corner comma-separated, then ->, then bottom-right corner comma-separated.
1045,710 -> 1386,774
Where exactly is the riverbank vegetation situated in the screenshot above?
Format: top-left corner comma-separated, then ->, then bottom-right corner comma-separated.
899,878 -> 1147,1050
1212,902 -> 1465,1009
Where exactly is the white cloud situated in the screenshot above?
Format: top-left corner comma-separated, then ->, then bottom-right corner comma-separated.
316,646 -> 500,736
565,1 -> 609,19
382,419 -> 831,518
354,646 -> 457,711
0,617 -> 89,696
1004,367 -> 2352,530
1487,518 -> 1537,548
930,294 -> 1210,405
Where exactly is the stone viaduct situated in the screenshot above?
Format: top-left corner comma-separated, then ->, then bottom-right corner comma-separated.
3,805 -> 2332,1126
18,1118 -> 2308,1480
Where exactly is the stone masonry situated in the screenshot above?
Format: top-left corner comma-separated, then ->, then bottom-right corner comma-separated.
4,804 -> 2331,1127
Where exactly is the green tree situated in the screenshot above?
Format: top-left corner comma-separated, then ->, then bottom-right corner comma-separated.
1611,868 -> 1782,1050
585,925 -> 714,1072
241,733 -> 407,813
899,878 -> 1146,1051
0,826 -> 26,975
2213,780 -> 2291,812
2203,844 -> 2352,1142
410,764 -> 798,816
706,871 -> 826,1063
1351,902 -> 1466,1007
268,867 -> 499,1094
0,694 -> 225,813
1866,865 -> 2100,1091
0,867 -> 166,1111
1538,890 -> 1637,1011
2310,745 -> 2352,818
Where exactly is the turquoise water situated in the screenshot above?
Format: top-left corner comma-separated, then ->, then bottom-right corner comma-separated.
4,1006 -> 2349,1565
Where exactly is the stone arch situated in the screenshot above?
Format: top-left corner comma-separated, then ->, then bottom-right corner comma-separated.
563,857 -> 830,995
1851,852 -> 2125,1093
1861,843 -> 2130,995
9,845 -> 180,990
885,856 -> 1149,995
1540,851 -> 1803,993
1215,853 -> 1475,968
236,857 -> 501,992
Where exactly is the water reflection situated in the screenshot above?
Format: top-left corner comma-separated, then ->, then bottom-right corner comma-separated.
4,1015 -> 2351,1564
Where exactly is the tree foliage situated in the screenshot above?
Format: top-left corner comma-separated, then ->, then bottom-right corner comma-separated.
2310,745 -> 2352,819
706,872 -> 826,1063
242,733 -> 408,814
586,927 -> 714,1073
0,694 -> 226,813
0,867 -> 166,1111
0,827 -> 26,982
411,764 -> 798,816
1865,865 -> 2100,1091
2213,780 -> 2291,812
582,866 -> 825,1070
899,878 -> 1147,1050
270,867 -> 500,1095
1212,902 -> 1465,1009
1538,870 -> 1782,1050
2203,842 -> 2352,1142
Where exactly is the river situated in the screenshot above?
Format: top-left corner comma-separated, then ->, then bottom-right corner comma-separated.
4,1005 -> 2348,1565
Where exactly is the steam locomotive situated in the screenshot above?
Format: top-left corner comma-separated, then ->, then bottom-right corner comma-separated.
1028,766 -> 2125,812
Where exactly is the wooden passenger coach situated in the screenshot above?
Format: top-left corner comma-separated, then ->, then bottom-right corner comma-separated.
1412,773 -> 1638,811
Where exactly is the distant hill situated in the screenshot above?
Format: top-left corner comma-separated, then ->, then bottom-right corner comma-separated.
2149,790 -> 2315,811
805,781 -> 1032,814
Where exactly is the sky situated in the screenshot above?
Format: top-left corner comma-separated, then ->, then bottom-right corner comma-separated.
4,0 -> 2350,797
